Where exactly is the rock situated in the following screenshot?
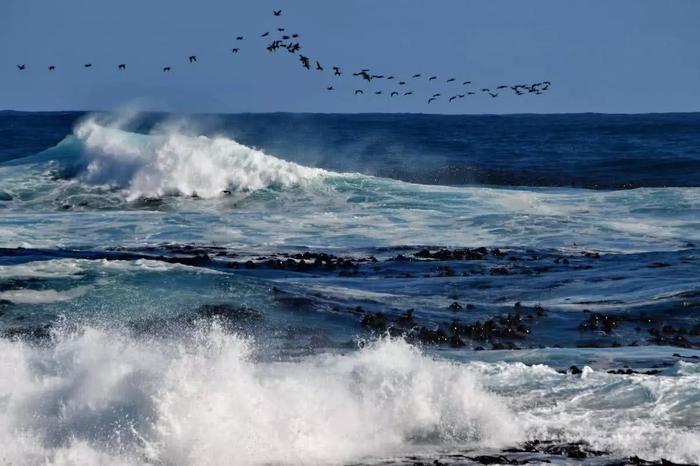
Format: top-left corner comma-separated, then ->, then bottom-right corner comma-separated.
360,312 -> 387,332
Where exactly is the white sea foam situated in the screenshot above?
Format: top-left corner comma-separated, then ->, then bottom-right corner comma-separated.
0,329 -> 520,466
73,118 -> 327,200
0,286 -> 90,304
1,327 -> 698,465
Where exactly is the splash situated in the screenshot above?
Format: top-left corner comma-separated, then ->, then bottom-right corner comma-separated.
0,328 -> 520,465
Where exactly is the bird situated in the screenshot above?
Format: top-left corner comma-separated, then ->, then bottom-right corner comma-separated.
374,91 -> 382,95
232,48 -> 240,53
481,88 -> 490,92
446,78 -> 455,82
449,96 -> 457,102
236,36 -> 244,40
463,81 -> 471,85
371,74 -> 384,79
333,66 -> 341,76
299,55 -> 310,69
277,28 -> 285,32
188,56 -> 197,63
403,91 -> 413,96
497,85 -> 508,89
292,33 -> 299,38
387,76 -> 395,80
428,97 -> 437,103
467,92 -> 475,95
163,66 -> 171,72
488,92 -> 498,98
118,64 -> 126,70
84,63 -> 92,68
390,91 -> 399,97
17,64 -> 26,70
398,81 -> 406,85
315,61 -> 323,71
429,76 -> 437,81
261,32 -> 270,37
273,9 -> 282,16
432,93 -> 441,97
412,73 -> 421,78
355,89 -> 364,95
282,35 -> 290,40
48,65 -> 55,71
353,70 -> 372,82
327,86 -> 334,91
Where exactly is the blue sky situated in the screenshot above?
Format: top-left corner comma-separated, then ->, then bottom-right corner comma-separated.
1,0 -> 699,114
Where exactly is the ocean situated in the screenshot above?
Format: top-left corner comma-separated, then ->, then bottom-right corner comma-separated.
0,110 -> 699,465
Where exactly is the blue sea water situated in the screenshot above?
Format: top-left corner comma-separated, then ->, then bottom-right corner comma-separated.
0,110 -> 699,465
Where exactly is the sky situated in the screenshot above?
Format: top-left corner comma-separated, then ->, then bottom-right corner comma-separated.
1,0 -> 699,114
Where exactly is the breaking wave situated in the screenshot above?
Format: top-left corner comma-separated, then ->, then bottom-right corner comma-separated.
0,328 -> 518,465
47,117 -> 328,200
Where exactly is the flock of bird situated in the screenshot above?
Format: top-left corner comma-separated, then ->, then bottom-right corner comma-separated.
13,9 -> 551,105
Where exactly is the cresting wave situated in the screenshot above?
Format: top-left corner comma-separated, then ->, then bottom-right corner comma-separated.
67,117 -> 328,200
0,328 -> 518,466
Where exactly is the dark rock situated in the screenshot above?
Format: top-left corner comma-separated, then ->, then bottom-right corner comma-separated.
361,312 -> 387,332
448,301 -> 463,311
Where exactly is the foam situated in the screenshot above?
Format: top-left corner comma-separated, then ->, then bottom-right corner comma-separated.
0,329 -> 520,465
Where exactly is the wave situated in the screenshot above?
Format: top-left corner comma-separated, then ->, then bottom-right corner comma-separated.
0,327 -> 519,465
14,116 -> 329,201
1,326 -> 698,465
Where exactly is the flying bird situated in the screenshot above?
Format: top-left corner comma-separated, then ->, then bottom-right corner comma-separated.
232,48 -> 240,53
261,32 -> 270,37
17,64 -> 26,70
428,76 -> 437,81
446,78 -> 455,82
412,73 -> 421,78
374,91 -> 382,95
48,65 -> 55,71
449,96 -> 457,102
463,81 -> 471,85
327,86 -> 334,91
118,64 -> 126,70
403,91 -> 413,96
277,28 -> 285,32
299,55 -> 310,69
188,56 -> 197,63
428,97 -> 437,103
84,63 -> 92,68
333,66 -> 341,76
315,61 -> 323,71
163,66 -> 171,72
273,9 -> 282,16
398,81 -> 406,85
488,92 -> 498,98
355,89 -> 364,95
390,91 -> 399,97
236,36 -> 244,40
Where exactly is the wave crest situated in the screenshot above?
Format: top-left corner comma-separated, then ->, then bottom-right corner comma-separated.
73,117 -> 326,200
